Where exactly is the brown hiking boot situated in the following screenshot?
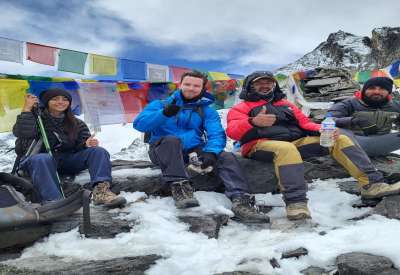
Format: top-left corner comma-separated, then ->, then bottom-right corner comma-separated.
361,182 -> 400,199
92,182 -> 127,208
286,202 -> 311,221
231,194 -> 270,223
170,180 -> 199,209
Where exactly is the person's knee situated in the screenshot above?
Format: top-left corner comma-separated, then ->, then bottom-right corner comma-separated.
29,153 -> 54,164
335,134 -> 354,147
86,146 -> 110,157
161,136 -> 181,146
271,142 -> 298,156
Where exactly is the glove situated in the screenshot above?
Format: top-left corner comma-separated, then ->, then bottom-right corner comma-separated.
351,117 -> 370,128
163,99 -> 180,117
351,117 -> 377,135
200,152 -> 217,169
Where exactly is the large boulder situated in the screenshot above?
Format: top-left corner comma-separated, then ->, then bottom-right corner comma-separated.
80,154 -> 400,197
336,252 -> 400,275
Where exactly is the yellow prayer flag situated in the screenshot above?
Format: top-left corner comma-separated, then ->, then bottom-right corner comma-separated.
116,83 -> 130,92
208,72 -> 230,81
52,77 -> 75,82
394,79 -> 400,88
0,79 -> 29,132
89,54 -> 117,75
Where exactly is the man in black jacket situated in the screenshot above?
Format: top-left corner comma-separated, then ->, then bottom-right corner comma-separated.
329,77 -> 400,157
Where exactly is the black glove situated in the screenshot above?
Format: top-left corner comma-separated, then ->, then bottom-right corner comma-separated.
200,152 -> 217,169
351,117 -> 377,135
163,99 -> 180,117
351,117 -> 370,128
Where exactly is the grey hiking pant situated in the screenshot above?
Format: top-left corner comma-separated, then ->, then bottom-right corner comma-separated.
148,136 -> 249,199
340,129 -> 400,157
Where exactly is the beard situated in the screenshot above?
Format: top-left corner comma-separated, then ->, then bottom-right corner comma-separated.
362,93 -> 389,108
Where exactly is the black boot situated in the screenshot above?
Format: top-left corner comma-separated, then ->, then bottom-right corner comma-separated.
170,180 -> 199,209
231,194 -> 270,223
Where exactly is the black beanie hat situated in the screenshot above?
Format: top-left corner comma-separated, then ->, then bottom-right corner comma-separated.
362,77 -> 393,94
40,88 -> 72,107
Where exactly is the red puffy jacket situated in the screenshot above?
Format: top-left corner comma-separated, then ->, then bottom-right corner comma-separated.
227,99 -> 321,156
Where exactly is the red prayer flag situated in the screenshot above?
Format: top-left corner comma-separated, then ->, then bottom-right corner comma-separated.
170,66 -> 191,82
27,43 -> 57,66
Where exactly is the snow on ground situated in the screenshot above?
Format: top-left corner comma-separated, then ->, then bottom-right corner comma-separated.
2,123 -> 400,275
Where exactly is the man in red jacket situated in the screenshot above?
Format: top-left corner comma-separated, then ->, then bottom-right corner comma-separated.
227,71 -> 400,221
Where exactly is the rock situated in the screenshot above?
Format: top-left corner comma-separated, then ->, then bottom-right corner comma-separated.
85,154 -> 400,197
277,27 -> 400,74
178,214 -> 229,239
336,252 -> 400,275
305,77 -> 342,87
269,257 -> 280,268
281,247 -> 308,259
301,266 -> 330,275
373,195 -> 400,219
215,272 -> 262,275
0,254 -> 161,275
338,181 -> 360,195
50,206 -> 131,239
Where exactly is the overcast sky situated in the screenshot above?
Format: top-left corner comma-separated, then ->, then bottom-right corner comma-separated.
0,0 -> 399,77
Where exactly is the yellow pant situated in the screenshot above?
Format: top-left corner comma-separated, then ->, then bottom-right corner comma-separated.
248,135 -> 383,203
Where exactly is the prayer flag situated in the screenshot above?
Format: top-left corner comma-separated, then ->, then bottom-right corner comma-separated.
89,54 -> 117,75
58,49 -> 87,74
0,37 -> 23,63
26,43 -> 57,66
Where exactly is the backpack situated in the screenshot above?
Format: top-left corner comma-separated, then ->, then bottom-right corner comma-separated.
144,104 -> 205,144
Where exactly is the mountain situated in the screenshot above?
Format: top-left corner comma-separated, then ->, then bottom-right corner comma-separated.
276,27 -> 400,75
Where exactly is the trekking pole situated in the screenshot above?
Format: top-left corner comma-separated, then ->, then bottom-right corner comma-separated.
34,107 -> 65,198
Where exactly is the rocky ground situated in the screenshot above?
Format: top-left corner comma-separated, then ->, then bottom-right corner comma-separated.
2,154 -> 400,274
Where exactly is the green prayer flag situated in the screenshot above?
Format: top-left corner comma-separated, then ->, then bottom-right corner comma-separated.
58,49 -> 88,74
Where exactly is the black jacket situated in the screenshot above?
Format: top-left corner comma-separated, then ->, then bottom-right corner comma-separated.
13,110 -> 91,158
328,91 -> 400,135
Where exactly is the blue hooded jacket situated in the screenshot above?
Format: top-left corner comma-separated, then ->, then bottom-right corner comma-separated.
133,90 -> 226,154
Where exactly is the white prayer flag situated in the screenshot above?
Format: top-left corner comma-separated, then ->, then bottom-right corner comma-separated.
146,63 -> 169,82
0,37 -> 23,63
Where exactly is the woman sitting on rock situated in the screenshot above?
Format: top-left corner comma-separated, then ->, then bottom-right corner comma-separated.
12,88 -> 126,208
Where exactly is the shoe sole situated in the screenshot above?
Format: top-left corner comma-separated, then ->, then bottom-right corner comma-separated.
287,213 -> 312,221
94,198 -> 127,209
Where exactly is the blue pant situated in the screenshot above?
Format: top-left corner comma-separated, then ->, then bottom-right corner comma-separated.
148,136 -> 249,199
340,129 -> 400,157
20,147 -> 112,202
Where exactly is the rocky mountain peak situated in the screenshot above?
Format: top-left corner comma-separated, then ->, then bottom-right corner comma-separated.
277,27 -> 400,75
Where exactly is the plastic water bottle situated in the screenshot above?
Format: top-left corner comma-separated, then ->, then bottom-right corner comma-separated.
320,113 -> 336,147
187,152 -> 213,174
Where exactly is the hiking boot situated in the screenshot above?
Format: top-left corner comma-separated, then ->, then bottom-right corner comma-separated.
170,180 -> 199,209
286,202 -> 311,221
361,182 -> 400,199
92,182 -> 127,208
231,194 -> 270,223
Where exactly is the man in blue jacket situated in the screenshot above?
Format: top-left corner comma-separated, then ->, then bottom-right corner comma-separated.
133,71 -> 269,223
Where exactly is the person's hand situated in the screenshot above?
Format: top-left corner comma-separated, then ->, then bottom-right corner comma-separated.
22,94 -> 38,112
163,98 -> 180,117
200,152 -> 217,169
332,128 -> 340,141
351,117 -> 371,128
251,106 -> 276,127
85,133 -> 99,147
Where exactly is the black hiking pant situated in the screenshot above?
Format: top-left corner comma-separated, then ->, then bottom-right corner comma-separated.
148,136 -> 249,199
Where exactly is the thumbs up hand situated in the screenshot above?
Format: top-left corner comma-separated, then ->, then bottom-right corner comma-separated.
251,105 -> 276,127
163,98 -> 181,117
85,133 -> 99,147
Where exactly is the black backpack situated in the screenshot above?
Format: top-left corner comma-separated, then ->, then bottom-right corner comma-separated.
144,104 -> 205,144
